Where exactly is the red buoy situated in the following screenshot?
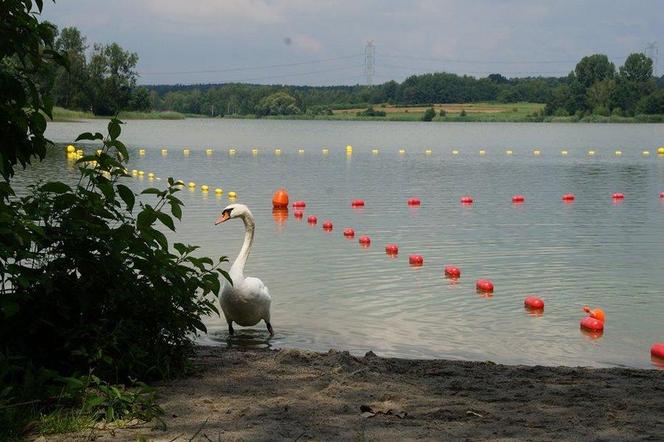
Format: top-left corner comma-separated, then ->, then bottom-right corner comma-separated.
292,200 -> 306,208
651,343 -> 664,360
385,244 -> 399,255
660,192 -> 664,199
409,254 -> 424,266
580,316 -> 604,332
562,193 -> 575,202
444,266 -> 461,279
307,215 -> 317,224
272,188 -> 289,208
407,198 -> 421,206
524,296 -> 544,310
358,236 -> 371,246
294,210 -> 304,219
612,192 -> 625,199
476,279 -> 494,293
351,199 -> 365,207
322,220 -> 333,230
460,196 -> 473,204
512,195 -> 525,203
343,227 -> 355,238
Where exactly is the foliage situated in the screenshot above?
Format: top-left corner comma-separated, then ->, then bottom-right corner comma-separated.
421,107 -> 436,121
356,106 -> 386,117
88,43 -> 139,115
255,91 -> 301,117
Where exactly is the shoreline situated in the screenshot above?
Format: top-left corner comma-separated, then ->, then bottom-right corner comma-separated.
42,346 -> 664,441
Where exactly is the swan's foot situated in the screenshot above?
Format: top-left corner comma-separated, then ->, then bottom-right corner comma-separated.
266,321 -> 274,337
228,322 -> 235,336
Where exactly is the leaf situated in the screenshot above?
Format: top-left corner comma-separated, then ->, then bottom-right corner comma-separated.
169,200 -> 182,220
39,181 -> 71,194
137,209 -> 157,230
156,212 -> 175,231
141,188 -> 163,196
108,120 -> 121,140
117,184 -> 135,211
76,132 -> 104,141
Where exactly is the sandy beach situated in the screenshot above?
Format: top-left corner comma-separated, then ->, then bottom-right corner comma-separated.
40,346 -> 664,441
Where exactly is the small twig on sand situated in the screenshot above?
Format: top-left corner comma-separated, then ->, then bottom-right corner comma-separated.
189,417 -> 210,441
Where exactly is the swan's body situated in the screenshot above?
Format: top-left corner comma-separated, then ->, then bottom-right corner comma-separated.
215,204 -> 273,336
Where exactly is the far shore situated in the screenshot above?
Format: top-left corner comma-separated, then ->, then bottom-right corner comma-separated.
40,346 -> 664,441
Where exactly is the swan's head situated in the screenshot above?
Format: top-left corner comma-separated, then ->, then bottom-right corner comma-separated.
215,203 -> 252,225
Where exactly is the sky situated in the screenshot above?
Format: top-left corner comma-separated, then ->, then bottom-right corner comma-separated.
41,0 -> 663,86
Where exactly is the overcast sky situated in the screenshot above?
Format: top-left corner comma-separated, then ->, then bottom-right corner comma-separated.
41,0 -> 663,86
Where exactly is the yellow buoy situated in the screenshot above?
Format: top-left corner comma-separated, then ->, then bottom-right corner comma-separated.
371,148 -> 379,155
96,149 -> 102,155
76,149 -> 84,156
345,144 -> 353,154
425,149 -> 432,155
183,148 -> 190,156
137,170 -> 145,176
228,191 -> 237,199
533,149 -> 541,156
322,148 -> 329,155
615,150 -> 622,156
214,188 -> 223,195
452,149 -> 459,155
161,148 -> 168,156
588,150 -> 596,156
201,185 -> 209,192
139,149 -> 145,156
229,148 -> 237,155
298,148 -> 305,154
506,149 -> 513,155
252,148 -> 258,156
657,147 -> 664,155
398,148 -> 406,155
206,148 -> 213,155
188,181 -> 196,188
147,172 -> 155,178
274,148 -> 282,156
479,149 -> 486,156
561,150 -> 568,156
131,169 -> 138,175
643,150 -> 650,156
66,145 -> 76,153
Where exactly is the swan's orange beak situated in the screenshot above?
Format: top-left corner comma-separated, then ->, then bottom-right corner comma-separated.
215,212 -> 230,225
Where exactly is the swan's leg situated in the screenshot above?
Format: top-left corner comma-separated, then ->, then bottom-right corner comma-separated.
228,321 -> 235,336
266,321 -> 274,337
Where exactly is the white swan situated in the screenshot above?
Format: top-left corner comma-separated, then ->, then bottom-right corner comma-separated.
215,204 -> 273,336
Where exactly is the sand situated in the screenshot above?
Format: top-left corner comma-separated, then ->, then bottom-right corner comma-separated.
41,346 -> 664,441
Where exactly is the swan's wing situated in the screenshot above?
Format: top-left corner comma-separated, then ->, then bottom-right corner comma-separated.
243,277 -> 270,300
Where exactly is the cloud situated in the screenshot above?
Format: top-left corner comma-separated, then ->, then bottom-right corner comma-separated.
142,0 -> 285,27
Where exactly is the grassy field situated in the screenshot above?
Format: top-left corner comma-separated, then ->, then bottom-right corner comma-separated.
51,106 -> 187,121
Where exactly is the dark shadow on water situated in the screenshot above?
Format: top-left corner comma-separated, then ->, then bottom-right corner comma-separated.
206,328 -> 293,350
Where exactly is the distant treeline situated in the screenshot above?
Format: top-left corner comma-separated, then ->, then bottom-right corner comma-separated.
46,26 -> 664,119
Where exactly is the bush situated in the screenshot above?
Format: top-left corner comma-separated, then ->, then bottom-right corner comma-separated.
356,106 -> 386,117
459,109 -> 467,117
439,109 -> 447,117
421,107 -> 436,121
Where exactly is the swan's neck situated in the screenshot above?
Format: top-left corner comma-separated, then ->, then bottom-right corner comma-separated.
229,214 -> 255,280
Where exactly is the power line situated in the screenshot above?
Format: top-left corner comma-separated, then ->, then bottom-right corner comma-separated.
378,64 -> 569,76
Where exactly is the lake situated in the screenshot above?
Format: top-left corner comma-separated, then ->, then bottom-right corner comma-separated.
35,119 -> 664,368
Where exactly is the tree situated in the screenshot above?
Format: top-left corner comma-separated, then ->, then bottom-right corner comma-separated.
88,43 -> 139,115
421,107 -> 436,121
129,86 -> 152,111
53,27 -> 90,109
586,79 -> 616,114
636,90 -> 664,114
619,53 -> 653,82
574,54 -> 615,88
255,91 -> 300,117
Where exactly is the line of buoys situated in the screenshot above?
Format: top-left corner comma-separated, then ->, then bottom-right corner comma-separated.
227,191 -> 237,199
215,188 -> 223,195
505,149 -> 513,155
643,150 -> 650,156
425,149 -> 432,155
294,210 -> 304,219
562,193 -> 575,202
343,227 -> 355,238
188,181 -> 196,188
358,236 -> 371,246
139,149 -> 145,156
580,316 -> 604,332
275,148 -> 282,156
307,215 -> 317,224
292,201 -> 306,208
512,195 -> 525,203
479,149 -> 486,156
588,150 -> 595,156
322,148 -> 329,155
298,148 -> 305,154
452,149 -> 459,155
229,148 -> 237,155
372,148 -> 379,155
460,196 -> 473,204
206,148 -> 213,155
533,149 -> 541,156
398,148 -> 406,155
322,220 -> 333,231
161,148 -> 168,156
131,169 -> 138,176
183,148 -> 190,156
561,150 -> 568,156
612,192 -> 625,200
408,254 -> 424,266
615,150 -> 622,156
407,197 -> 421,206
660,192 -> 664,199
351,199 -> 365,207
524,296 -> 544,311
201,185 -> 209,192
137,170 -> 144,176
385,244 -> 398,255
66,145 -> 76,153
444,266 -> 461,279
147,172 -> 155,179
476,279 -> 494,293
651,343 -> 664,360
272,188 -> 289,208
658,147 -> 664,155
345,145 -> 353,155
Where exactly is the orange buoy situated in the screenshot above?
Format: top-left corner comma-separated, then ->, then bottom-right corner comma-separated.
580,316 -> 604,332
307,215 -> 317,224
476,279 -> 494,293
562,193 -> 575,202
582,306 -> 605,323
651,343 -> 664,360
524,296 -> 544,310
460,196 -> 473,204
272,188 -> 289,208
292,201 -> 306,208
351,199 -> 365,207
385,244 -> 398,255
294,210 -> 304,219
322,220 -> 333,231
409,254 -> 423,266
612,192 -> 624,199
358,236 -> 371,246
343,227 -> 355,238
444,265 -> 461,279
407,198 -> 421,206
512,195 -> 525,203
